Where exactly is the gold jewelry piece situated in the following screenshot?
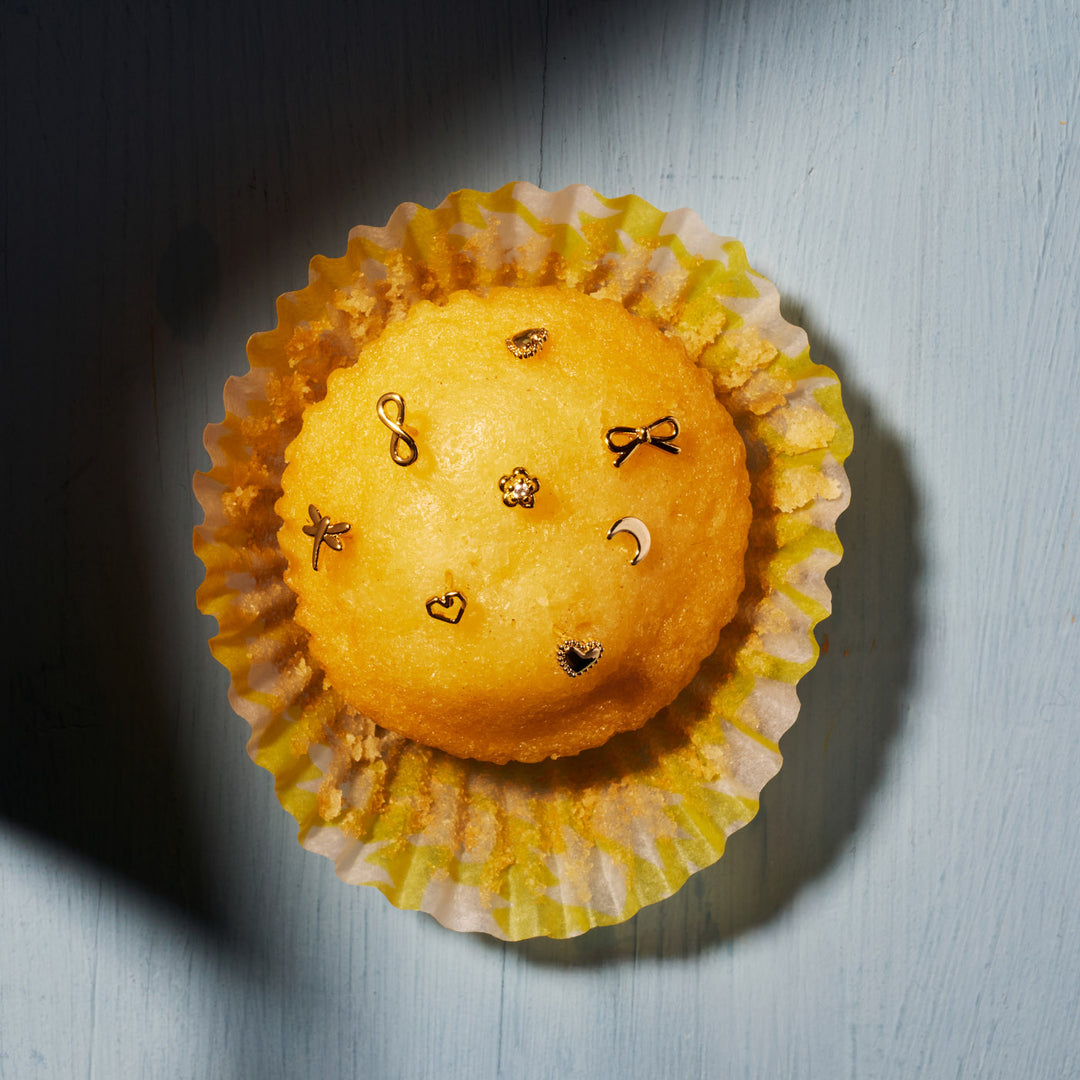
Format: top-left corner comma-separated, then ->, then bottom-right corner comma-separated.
499,466 -> 540,508
607,517 -> 651,565
376,391 -> 418,466
557,640 -> 603,677
604,415 -> 681,468
302,504 -> 351,571
426,590 -> 467,624
506,327 -> 548,358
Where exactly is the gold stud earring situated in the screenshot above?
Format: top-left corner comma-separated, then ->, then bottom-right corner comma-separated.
302,504 -> 351,571
499,466 -> 540,508
376,392 -> 419,466
604,415 -> 681,467
506,327 -> 548,358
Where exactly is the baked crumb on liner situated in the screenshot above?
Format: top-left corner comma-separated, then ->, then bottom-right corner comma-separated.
193,183 -> 852,940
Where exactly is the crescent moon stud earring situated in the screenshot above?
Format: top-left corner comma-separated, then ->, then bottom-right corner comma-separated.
606,516 -> 651,565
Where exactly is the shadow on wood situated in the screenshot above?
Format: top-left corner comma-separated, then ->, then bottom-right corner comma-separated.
0,0 -> 558,931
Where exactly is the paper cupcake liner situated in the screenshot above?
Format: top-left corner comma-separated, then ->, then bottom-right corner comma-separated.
193,183 -> 852,940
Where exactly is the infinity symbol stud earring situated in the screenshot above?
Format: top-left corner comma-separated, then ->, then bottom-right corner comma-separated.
376,392 -> 419,466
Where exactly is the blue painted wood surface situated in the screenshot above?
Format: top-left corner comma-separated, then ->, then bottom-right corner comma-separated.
2,1 -> 1078,1076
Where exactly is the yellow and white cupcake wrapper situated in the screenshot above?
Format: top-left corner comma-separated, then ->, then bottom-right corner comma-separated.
193,183 -> 852,940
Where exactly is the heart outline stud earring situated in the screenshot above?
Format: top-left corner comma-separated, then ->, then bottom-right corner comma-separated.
425,590 -> 467,624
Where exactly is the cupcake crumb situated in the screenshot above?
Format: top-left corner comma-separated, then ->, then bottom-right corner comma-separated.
766,464 -> 843,512
222,484 -> 260,518
703,325 -> 779,391
727,369 -> 797,415
766,403 -> 839,454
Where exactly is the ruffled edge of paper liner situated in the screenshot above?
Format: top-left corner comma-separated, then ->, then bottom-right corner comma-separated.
193,183 -> 852,940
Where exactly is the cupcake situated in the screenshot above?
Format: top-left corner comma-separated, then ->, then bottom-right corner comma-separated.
275,285 -> 752,764
194,184 -> 851,940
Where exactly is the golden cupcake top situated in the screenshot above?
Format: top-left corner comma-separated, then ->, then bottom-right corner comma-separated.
276,285 -> 752,764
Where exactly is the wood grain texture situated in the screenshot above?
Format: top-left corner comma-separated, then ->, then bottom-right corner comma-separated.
2,0 -> 1078,1077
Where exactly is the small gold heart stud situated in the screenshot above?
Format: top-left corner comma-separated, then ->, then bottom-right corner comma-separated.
425,590 -> 467,624
506,327 -> 548,358
557,640 -> 603,677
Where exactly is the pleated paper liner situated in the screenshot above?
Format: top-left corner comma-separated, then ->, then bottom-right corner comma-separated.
193,184 -> 852,940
